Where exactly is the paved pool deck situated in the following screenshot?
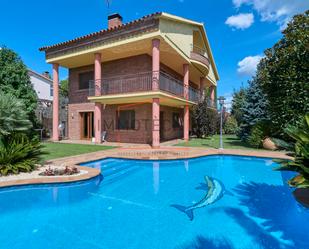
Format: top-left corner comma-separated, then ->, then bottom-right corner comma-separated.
0,145 -> 292,188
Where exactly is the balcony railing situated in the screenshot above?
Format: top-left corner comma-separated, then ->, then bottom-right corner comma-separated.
191,45 -> 207,57
89,71 -> 201,103
190,45 -> 210,67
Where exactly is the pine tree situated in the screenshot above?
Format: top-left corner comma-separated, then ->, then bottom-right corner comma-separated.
231,87 -> 246,126
239,77 -> 269,140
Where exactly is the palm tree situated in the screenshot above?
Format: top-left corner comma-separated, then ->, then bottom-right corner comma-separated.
0,91 -> 43,175
0,91 -> 32,138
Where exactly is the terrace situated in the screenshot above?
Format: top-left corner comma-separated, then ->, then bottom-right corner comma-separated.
88,71 -> 216,107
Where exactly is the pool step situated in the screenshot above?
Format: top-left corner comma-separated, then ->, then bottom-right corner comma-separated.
99,160 -> 124,170
101,164 -> 140,185
102,163 -> 134,177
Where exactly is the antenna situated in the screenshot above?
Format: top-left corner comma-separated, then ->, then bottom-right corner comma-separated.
105,0 -> 112,9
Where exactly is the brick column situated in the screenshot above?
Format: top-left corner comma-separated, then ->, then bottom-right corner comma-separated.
152,98 -> 160,148
183,64 -> 189,141
210,85 -> 216,107
183,64 -> 189,99
52,63 -> 59,141
94,53 -> 102,144
152,39 -> 160,91
200,77 -> 206,100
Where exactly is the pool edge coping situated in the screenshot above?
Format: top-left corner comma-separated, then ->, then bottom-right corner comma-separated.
0,148 -> 292,188
0,166 -> 101,188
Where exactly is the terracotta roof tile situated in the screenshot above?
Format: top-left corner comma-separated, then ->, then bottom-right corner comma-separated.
39,12 -> 162,52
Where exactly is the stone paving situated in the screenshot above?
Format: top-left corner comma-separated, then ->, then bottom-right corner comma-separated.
0,144 -> 291,188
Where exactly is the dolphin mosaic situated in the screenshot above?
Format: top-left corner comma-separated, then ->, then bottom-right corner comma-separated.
171,176 -> 232,221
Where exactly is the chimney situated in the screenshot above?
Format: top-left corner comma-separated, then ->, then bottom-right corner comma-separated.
108,13 -> 123,29
42,71 -> 50,79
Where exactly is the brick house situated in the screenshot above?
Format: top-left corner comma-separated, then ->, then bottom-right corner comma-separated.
40,12 -> 219,147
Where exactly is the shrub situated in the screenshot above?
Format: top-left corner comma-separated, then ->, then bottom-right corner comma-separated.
224,116 -> 238,134
248,125 -> 264,148
0,134 -> 43,176
247,121 -> 271,148
192,97 -> 219,138
275,114 -> 309,188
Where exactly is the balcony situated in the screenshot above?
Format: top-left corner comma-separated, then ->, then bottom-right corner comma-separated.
88,71 -> 200,104
190,45 -> 210,75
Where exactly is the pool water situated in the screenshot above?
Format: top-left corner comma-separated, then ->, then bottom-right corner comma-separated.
0,156 -> 308,249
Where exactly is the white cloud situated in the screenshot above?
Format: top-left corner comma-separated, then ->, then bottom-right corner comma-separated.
232,0 -> 309,29
237,55 -> 263,76
225,13 -> 254,30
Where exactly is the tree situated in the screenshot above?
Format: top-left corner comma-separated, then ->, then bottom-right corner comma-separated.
231,87 -> 246,126
0,92 -> 32,138
0,92 -> 43,176
192,97 -> 218,138
224,116 -> 238,134
239,77 -> 269,141
60,79 -> 69,97
0,47 -> 38,127
257,11 -> 309,139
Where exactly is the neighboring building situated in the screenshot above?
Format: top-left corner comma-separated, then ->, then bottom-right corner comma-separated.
40,12 -> 219,146
28,70 -> 53,102
28,69 -> 53,136
28,69 -> 68,138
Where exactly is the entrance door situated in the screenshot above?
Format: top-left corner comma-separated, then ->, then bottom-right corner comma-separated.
80,112 -> 94,140
160,111 -> 164,141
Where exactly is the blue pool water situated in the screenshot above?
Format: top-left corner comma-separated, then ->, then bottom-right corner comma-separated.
0,155 -> 308,249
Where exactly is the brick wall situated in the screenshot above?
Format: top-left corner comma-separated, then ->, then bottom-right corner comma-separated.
67,54 -> 190,143
160,106 -> 184,141
68,103 -> 95,140
101,104 -> 184,144
68,102 -> 186,143
102,103 -> 152,144
69,54 -> 152,104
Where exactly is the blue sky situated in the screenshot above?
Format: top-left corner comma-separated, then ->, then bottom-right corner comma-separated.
1,0 -> 308,107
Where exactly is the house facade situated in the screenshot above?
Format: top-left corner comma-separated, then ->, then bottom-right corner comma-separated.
40,12 -> 219,147
28,69 -> 68,138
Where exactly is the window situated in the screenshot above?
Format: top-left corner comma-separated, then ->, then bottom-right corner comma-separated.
117,110 -> 135,130
50,86 -> 53,97
79,71 -> 93,90
172,113 -> 181,128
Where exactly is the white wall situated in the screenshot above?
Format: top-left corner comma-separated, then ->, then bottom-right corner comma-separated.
29,72 -> 53,101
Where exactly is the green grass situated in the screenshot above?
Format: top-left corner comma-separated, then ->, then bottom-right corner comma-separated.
176,134 -> 264,150
42,142 -> 115,161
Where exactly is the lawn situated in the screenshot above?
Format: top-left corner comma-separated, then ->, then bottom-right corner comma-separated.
176,134 -> 264,150
42,142 -> 115,161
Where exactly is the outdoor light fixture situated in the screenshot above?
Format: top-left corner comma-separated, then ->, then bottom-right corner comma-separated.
218,96 -> 226,150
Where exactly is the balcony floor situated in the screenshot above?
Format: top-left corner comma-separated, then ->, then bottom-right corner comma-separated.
88,90 -> 196,107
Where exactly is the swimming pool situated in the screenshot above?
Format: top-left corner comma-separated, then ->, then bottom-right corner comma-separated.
0,155 -> 308,249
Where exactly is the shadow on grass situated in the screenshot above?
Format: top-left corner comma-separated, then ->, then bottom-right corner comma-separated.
200,143 -> 218,149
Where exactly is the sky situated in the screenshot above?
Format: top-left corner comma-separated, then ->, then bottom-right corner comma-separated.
1,0 -> 308,109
